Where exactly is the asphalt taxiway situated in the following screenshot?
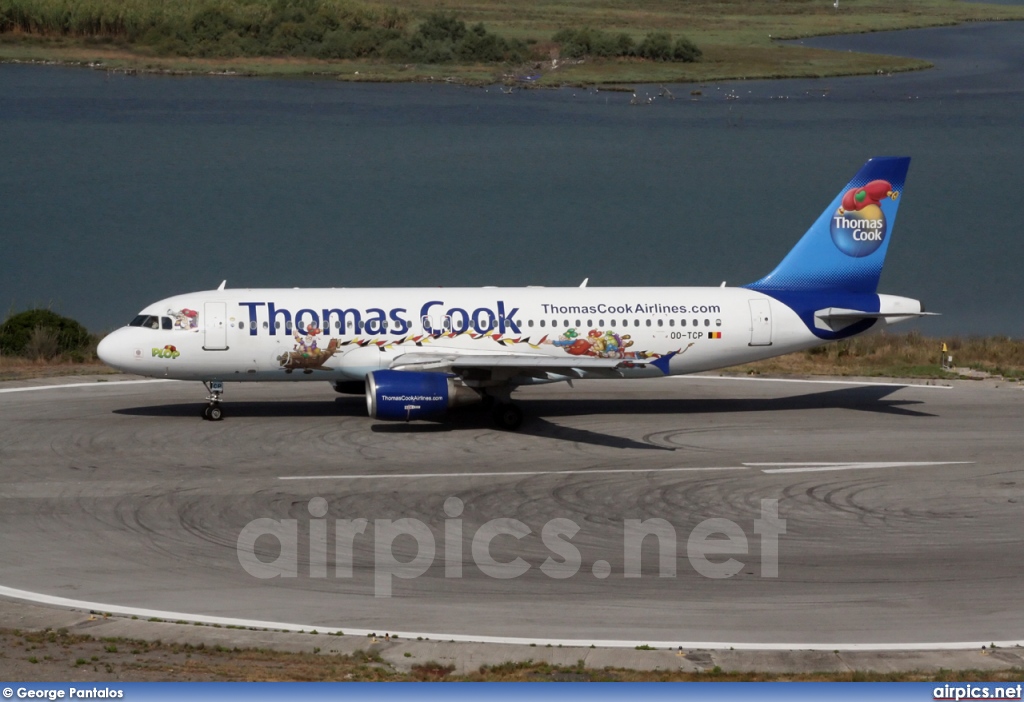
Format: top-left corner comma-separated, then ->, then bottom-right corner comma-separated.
0,374 -> 1021,649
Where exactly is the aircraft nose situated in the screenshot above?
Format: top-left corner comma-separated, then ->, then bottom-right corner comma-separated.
96,330 -> 127,369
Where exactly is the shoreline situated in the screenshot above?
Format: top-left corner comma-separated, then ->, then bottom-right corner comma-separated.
3,13 -> 1023,86
0,42 -> 937,87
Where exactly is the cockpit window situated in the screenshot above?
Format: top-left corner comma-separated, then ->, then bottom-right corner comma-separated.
162,317 -> 173,330
129,315 -> 160,329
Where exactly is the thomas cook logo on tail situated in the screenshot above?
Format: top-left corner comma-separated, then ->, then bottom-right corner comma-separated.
829,179 -> 899,258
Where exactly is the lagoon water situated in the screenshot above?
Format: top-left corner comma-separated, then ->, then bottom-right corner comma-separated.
1,22 -> 1022,336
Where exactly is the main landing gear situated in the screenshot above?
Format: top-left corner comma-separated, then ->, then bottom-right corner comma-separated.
482,388 -> 523,431
202,381 -> 225,421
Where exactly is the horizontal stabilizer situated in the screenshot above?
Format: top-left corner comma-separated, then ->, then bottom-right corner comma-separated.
814,307 -> 939,332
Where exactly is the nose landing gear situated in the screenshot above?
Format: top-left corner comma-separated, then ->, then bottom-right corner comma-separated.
202,381 -> 225,421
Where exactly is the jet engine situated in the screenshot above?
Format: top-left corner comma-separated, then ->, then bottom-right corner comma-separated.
365,370 -> 482,421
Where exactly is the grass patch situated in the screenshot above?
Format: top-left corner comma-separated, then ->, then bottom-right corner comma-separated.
5,624 -> 1023,681
728,331 -> 1024,379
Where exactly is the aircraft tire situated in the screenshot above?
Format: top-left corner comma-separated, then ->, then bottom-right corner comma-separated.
492,403 -> 523,431
208,405 -> 224,421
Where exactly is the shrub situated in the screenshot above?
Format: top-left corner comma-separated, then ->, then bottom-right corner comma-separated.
417,12 -> 466,44
636,32 -> 673,61
0,309 -> 91,357
553,27 -> 699,62
25,326 -> 60,361
673,35 -> 702,62
553,28 -> 633,59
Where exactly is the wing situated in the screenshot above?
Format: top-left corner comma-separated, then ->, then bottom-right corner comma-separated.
389,351 -> 659,381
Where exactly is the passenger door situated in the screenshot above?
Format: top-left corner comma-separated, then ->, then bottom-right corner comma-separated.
748,299 -> 772,346
203,302 -> 228,350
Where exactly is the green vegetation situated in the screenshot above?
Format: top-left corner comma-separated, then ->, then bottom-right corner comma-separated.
0,0 -> 524,62
552,27 -> 700,62
0,307 -> 110,379
0,308 -> 92,360
1,0 -> 1023,83
733,331 -> 1024,380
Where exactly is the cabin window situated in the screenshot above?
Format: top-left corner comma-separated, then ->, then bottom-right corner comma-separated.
680,319 -> 687,327
645,319 -> 652,327
528,320 -> 534,328
599,319 -> 604,327
551,320 -> 557,328
669,319 -> 675,327
716,319 -> 722,327
576,320 -> 581,328
657,319 -> 663,327
275,321 -> 281,330
587,319 -> 593,327
263,322 -> 269,329
692,319 -> 698,327
634,319 -> 640,327
704,319 -> 710,327
539,320 -> 546,328
563,320 -> 569,328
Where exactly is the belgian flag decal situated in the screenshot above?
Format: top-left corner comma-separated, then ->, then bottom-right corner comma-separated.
709,332 -> 722,339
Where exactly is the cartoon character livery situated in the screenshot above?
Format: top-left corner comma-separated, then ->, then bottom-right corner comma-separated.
98,157 -> 934,429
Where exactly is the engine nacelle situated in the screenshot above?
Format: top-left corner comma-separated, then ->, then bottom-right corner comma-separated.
366,370 -> 482,421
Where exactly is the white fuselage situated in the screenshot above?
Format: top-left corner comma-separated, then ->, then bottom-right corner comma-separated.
98,286 -> 834,383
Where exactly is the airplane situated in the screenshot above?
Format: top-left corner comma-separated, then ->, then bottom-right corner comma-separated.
97,156 -> 933,430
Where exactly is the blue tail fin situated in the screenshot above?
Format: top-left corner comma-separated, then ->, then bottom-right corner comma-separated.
746,157 -> 910,294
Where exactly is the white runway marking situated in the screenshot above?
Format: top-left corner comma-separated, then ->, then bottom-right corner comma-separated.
0,379 -> 176,394
675,375 -> 953,389
749,461 -> 974,474
0,583 -> 1019,652
284,461 -> 978,480
280,466 -> 750,481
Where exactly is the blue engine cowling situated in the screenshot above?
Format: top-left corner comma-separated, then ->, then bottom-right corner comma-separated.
366,370 -> 481,421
